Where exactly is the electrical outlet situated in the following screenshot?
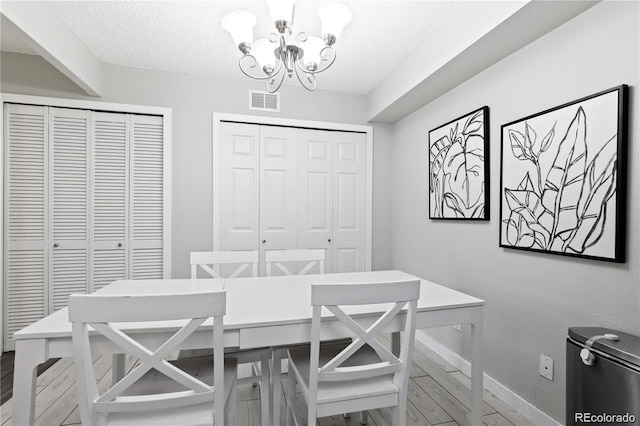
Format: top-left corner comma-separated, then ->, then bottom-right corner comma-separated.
453,324 -> 462,332
540,354 -> 554,381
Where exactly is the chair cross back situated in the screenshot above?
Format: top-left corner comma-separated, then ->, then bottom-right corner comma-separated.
191,250 -> 259,278
311,280 -> 420,384
265,249 -> 325,276
68,292 -> 227,425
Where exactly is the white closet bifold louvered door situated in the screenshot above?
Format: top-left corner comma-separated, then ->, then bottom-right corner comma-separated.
130,114 -> 164,279
91,112 -> 128,292
4,103 -> 168,350
4,104 -> 47,344
48,108 -> 91,312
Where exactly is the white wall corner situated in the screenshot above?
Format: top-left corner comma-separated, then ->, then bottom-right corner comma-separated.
415,330 -> 562,426
367,0 -> 600,124
0,1 -> 104,97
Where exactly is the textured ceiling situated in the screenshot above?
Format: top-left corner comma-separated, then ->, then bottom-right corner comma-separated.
0,0 -> 460,94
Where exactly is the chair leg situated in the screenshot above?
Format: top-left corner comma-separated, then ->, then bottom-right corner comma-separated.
260,353 -> 270,426
286,367 -> 297,426
360,410 -> 368,425
272,348 -> 283,426
252,360 -> 260,387
226,374 -> 238,426
391,401 -> 406,426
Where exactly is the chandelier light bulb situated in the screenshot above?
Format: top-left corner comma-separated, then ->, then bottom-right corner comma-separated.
301,36 -> 324,71
252,38 -> 277,75
267,0 -> 296,32
221,10 -> 256,52
318,1 -> 352,43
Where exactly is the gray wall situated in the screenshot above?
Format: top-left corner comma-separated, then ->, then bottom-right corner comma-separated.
389,1 -> 639,421
1,53 -> 393,277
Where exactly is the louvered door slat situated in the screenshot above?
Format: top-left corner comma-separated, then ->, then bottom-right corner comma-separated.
91,112 -> 128,291
49,108 -> 90,312
130,115 -> 164,279
4,104 -> 47,348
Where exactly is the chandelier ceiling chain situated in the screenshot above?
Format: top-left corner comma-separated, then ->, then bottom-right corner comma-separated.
222,1 -> 351,92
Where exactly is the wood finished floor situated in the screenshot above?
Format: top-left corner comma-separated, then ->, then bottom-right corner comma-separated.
0,340 -> 535,426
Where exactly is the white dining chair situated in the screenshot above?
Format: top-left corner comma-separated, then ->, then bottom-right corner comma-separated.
190,250 -> 271,426
285,279 -> 420,426
265,248 -> 325,276
68,291 -> 237,426
191,250 -> 259,279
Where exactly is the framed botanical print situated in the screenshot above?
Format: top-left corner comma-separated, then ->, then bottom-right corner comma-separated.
499,85 -> 628,262
429,106 -> 489,220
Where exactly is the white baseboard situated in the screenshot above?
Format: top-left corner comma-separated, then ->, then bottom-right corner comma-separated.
415,330 -> 561,426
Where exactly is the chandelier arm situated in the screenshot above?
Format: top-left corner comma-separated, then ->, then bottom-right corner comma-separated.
294,46 -> 336,75
294,66 -> 317,91
296,32 -> 308,44
267,66 -> 286,93
239,54 -> 283,80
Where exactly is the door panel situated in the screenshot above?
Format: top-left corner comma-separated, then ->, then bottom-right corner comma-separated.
4,104 -> 48,348
91,112 -> 128,291
130,114 -> 165,279
298,129 -> 333,272
49,108 -> 90,312
259,126 -> 298,273
333,132 -> 367,272
220,123 -> 260,251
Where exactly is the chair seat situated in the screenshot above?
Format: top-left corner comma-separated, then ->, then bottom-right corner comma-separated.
106,356 -> 238,426
106,403 -> 214,426
179,347 -> 269,385
288,342 -> 399,405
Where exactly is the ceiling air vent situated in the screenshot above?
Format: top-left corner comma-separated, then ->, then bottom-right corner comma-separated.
249,90 -> 280,112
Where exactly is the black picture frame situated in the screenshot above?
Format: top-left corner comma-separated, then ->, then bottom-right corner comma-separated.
428,106 -> 490,220
499,85 -> 628,262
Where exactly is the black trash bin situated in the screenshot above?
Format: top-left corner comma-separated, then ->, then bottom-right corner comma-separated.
566,327 -> 640,425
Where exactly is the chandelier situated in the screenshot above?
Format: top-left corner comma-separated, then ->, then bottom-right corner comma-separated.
222,1 -> 351,92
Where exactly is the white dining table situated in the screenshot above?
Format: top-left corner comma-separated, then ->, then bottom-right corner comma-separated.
11,270 -> 485,426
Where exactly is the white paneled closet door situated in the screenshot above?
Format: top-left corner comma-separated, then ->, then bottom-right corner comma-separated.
48,107 -> 90,312
4,104 -> 47,343
219,122 -> 260,277
298,129 -> 333,272
220,122 -> 260,253
91,112 -> 128,291
333,131 -> 367,272
130,115 -> 165,279
259,125 -> 298,273
218,121 -> 369,274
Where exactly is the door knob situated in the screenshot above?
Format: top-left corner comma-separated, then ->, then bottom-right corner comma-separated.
328,239 -> 332,243
117,243 -> 122,248
262,240 -> 266,244
53,243 -> 59,248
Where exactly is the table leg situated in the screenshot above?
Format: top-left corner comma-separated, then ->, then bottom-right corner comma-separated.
112,354 -> 126,384
470,307 -> 484,425
12,339 -> 48,426
271,347 -> 283,426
